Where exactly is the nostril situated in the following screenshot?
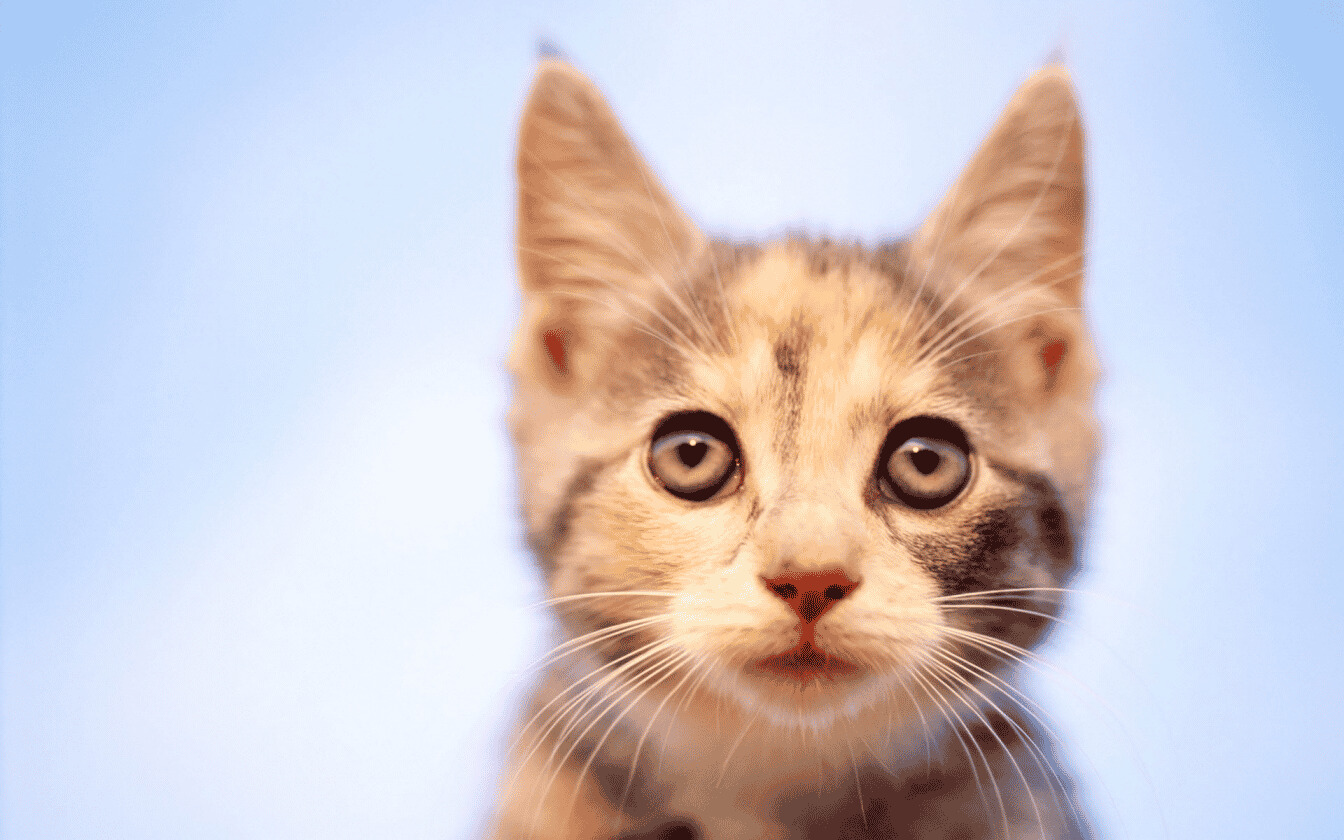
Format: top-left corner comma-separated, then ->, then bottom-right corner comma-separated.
772,583 -> 798,599
824,584 -> 846,600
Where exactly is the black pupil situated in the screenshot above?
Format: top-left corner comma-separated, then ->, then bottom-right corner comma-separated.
678,439 -> 707,468
910,446 -> 941,475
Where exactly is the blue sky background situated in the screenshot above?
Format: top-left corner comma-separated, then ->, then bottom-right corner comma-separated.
3,1 -> 1341,838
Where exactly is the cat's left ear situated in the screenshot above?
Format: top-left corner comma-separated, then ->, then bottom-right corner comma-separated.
913,66 -> 1085,306
911,66 -> 1088,395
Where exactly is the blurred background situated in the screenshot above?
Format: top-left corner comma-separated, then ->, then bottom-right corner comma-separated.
3,1 -> 1341,838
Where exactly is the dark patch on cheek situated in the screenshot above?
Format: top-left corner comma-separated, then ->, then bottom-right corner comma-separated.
911,507 -> 1023,598
903,504 -> 1065,649
1037,499 -> 1074,575
527,458 -> 607,577
986,459 -> 1079,581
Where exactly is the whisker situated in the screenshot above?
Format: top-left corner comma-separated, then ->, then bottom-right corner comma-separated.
632,165 -> 726,356
936,625 -> 1128,733
931,646 -> 1087,837
924,653 -> 1049,838
905,662 -> 999,832
937,625 -> 1155,837
515,169 -> 723,364
922,305 -> 1081,371
564,650 -> 693,828
933,586 -> 1080,602
890,668 -> 936,776
523,616 -> 667,675
705,242 -> 741,352
530,644 -> 685,835
914,266 -> 1083,370
892,145 -> 975,352
534,590 -> 678,609
853,729 -> 895,777
939,602 -> 1150,694
537,282 -> 691,362
519,259 -> 708,365
518,153 -> 684,294
715,704 -> 762,786
506,637 -> 673,801
612,654 -> 705,824
846,738 -> 868,829
544,641 -> 682,762
912,254 -> 1083,364
937,601 -> 1071,625
547,283 -> 721,371
916,660 -> 1012,839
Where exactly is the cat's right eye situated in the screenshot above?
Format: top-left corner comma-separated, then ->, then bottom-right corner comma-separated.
648,411 -> 741,502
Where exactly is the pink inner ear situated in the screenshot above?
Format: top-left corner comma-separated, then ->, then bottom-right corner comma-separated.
543,329 -> 568,374
1041,339 -> 1067,382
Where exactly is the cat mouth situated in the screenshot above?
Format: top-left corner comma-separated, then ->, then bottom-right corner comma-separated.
754,641 -> 860,683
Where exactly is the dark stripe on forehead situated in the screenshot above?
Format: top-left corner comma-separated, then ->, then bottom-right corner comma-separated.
773,329 -> 807,381
800,236 -> 866,276
772,321 -> 811,453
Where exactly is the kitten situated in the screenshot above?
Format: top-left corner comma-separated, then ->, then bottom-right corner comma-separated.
491,58 -> 1098,840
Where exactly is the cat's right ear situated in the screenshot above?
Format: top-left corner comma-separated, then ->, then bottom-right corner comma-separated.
513,60 -> 704,389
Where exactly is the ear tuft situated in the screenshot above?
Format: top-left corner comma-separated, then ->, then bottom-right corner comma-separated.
536,38 -> 567,60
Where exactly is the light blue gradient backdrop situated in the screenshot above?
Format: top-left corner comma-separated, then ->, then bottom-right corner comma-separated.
3,2 -> 1341,838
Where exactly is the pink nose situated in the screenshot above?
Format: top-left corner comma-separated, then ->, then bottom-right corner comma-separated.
760,570 -> 861,625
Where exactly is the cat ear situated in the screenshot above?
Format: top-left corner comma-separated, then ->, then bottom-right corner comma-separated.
912,66 -> 1088,394
514,59 -> 705,385
914,66 -> 1084,305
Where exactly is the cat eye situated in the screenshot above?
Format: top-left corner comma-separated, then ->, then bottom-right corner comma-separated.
648,411 -> 741,502
876,416 -> 972,510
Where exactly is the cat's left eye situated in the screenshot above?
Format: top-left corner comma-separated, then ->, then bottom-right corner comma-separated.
876,416 -> 972,509
648,411 -> 741,502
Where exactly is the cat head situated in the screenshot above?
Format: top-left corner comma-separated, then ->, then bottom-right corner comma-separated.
509,59 -> 1098,733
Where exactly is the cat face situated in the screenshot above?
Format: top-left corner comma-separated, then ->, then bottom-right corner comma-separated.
509,60 -> 1097,729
